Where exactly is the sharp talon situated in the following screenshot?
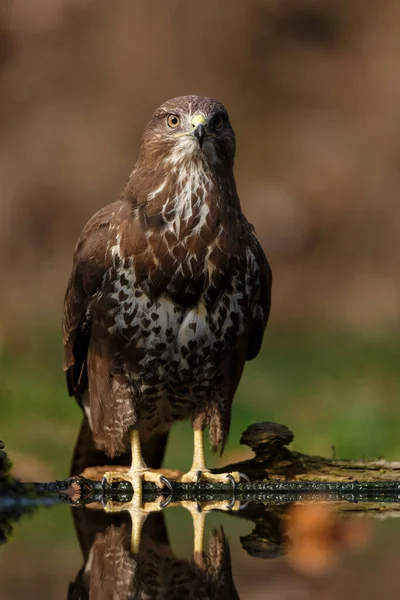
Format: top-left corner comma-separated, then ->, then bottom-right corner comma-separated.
195,470 -> 202,486
195,499 -> 202,513
226,496 -> 236,510
102,498 -> 113,511
225,474 -> 236,510
225,473 -> 236,490
239,498 -> 251,511
238,472 -> 251,484
159,493 -> 173,509
159,475 -> 173,494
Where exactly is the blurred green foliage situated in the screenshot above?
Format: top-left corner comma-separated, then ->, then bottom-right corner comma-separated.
1,327 -> 400,483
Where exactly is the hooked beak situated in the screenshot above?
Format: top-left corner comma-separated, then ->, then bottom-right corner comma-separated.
191,115 -> 207,148
193,123 -> 206,148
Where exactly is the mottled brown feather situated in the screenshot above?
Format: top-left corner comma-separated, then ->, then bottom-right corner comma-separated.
63,95 -> 272,461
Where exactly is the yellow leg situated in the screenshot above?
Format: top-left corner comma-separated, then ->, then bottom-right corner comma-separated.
179,428 -> 241,484
192,429 -> 206,472
102,430 -> 172,512
131,430 -> 147,470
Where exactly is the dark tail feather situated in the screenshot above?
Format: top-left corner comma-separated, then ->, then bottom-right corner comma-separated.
69,415 -> 130,476
70,416 -> 170,476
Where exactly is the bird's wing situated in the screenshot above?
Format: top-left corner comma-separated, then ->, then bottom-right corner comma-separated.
246,235 -> 272,361
63,201 -> 123,399
208,232 -> 272,454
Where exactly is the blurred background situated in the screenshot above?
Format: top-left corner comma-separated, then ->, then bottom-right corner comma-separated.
1,0 -> 400,596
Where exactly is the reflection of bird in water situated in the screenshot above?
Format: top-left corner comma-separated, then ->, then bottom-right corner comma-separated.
63,94 -> 271,509
68,506 -> 240,600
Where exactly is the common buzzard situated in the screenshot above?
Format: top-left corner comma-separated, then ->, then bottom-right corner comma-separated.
63,95 -> 271,503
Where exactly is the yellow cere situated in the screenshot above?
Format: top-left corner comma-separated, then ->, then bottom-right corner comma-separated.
191,114 -> 206,127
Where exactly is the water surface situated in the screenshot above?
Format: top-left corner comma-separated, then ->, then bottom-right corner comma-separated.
1,494 -> 400,599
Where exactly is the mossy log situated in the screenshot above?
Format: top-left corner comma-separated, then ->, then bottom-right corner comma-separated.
3,423 -> 400,508
217,421 -> 400,482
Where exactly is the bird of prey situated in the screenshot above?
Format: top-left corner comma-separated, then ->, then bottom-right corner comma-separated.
63,95 -> 271,504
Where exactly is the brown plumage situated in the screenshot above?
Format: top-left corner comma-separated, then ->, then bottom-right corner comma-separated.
63,95 -> 271,491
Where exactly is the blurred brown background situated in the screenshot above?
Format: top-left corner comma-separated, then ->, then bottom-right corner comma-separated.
2,0 -> 400,338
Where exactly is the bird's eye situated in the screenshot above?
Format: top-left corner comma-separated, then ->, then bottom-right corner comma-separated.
167,114 -> 180,128
214,114 -> 224,129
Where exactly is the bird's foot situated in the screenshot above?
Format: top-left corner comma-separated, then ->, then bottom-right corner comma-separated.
102,468 -> 173,511
180,498 -> 241,514
179,469 -> 242,485
179,469 -> 250,490
179,469 -> 251,510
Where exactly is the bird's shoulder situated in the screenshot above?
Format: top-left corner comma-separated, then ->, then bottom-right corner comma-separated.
73,200 -> 127,265
63,200 -> 131,369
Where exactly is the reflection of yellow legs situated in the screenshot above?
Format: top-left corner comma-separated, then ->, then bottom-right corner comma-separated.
104,499 -> 239,555
105,499 -> 164,553
179,429 -> 246,486
180,500 -> 241,554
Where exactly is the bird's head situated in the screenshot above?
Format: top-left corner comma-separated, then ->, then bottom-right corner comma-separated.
139,95 -> 236,171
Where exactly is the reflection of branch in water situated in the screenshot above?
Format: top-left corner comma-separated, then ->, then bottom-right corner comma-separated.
238,503 -> 290,559
68,504 -> 240,600
235,499 -> 372,575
